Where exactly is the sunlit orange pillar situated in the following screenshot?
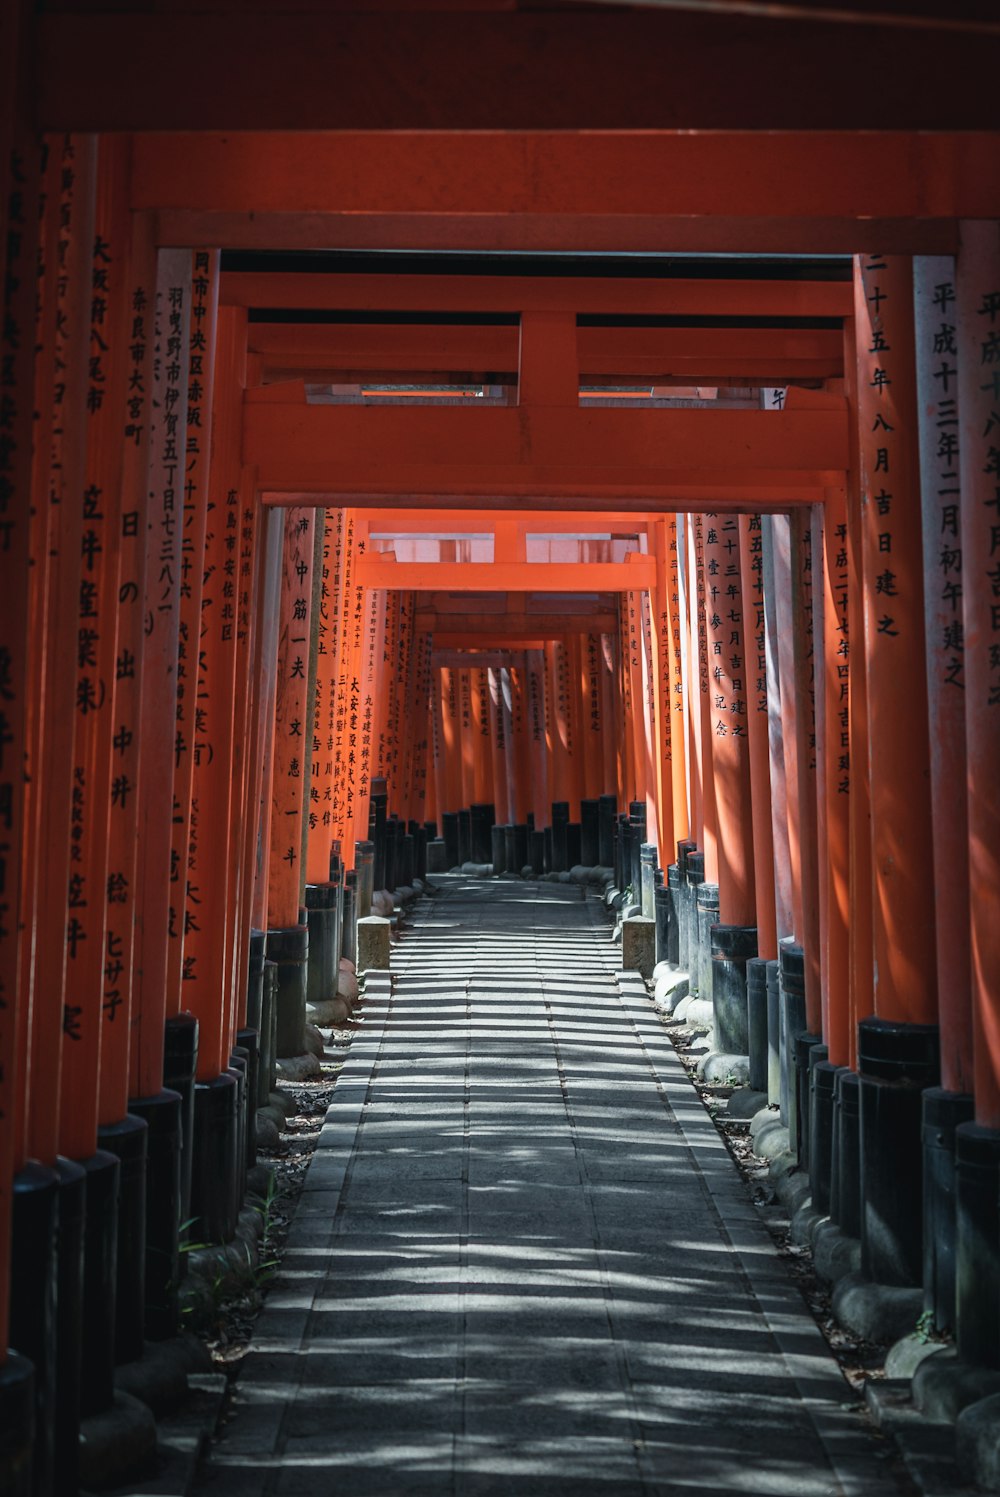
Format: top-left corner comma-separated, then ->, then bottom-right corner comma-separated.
664,520 -> 690,848
267,509 -> 315,1058
854,252 -> 938,1289
353,588 -> 385,851
790,506 -> 822,1037
306,508 -> 344,885
694,517 -> 718,884
738,515 -> 777,961
818,492 -> 851,1067
526,649 -> 549,829
330,512 -> 362,869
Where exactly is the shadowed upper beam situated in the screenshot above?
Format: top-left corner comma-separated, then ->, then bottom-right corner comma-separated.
36,13 -> 1000,130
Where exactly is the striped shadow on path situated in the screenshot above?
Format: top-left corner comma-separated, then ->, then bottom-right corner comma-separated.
195,876 -> 912,1497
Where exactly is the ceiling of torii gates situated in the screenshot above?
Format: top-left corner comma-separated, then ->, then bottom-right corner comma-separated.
19,0 -> 998,648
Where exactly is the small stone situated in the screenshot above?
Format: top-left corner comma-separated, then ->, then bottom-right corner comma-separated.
697,1052 -> 750,1086
255,1113 -> 281,1149
337,967 -> 360,1004
275,1051 -> 322,1082
303,1021 -> 325,1058
269,1088 -> 295,1116
812,1220 -> 862,1286
726,1087 -> 768,1119
308,996 -> 353,1025
622,915 -> 655,979
832,1271 -> 924,1345
885,1334 -> 950,1382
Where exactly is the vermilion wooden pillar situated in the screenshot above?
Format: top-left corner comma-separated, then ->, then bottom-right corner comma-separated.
790,507 -> 822,1035
526,649 -> 549,827
27,135 -> 97,1168
957,223 -> 1000,1129
739,515 -> 777,961
702,515 -> 756,927
854,256 -> 938,1027
639,592 -> 660,845
132,248 -> 191,1098
59,135 -> 131,1164
305,508 -> 343,886
0,123 -> 44,1369
842,320 -> 873,1069
353,587 -> 384,849
911,258 -> 973,1097
330,512 -> 362,868
165,251 -> 219,1022
267,510 -> 316,929
184,303 -> 244,1083
819,490 -> 851,1066
249,506 -> 284,936
458,666 -> 474,810
100,191 -> 155,1129
663,520 -> 689,847
692,516 -> 719,885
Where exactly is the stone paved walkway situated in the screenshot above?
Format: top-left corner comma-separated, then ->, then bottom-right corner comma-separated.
195,878 -> 909,1497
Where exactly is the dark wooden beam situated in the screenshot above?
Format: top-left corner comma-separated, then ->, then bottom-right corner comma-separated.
36,12 -> 1000,130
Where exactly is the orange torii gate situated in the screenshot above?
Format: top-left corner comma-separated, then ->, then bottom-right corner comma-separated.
4,13 -> 1000,1490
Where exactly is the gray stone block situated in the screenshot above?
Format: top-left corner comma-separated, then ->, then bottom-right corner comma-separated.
913,1347 -> 1000,1423
885,1334 -> 950,1382
622,915 -> 655,978
832,1271 -> 924,1345
357,915 -> 391,973
956,1390 -> 1000,1489
697,1052 -> 750,1086
812,1219 -> 862,1286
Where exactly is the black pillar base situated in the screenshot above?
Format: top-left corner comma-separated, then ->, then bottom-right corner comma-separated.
54,1158 -> 86,1496
529,829 -> 545,878
512,824 -> 528,871
551,801 -> 569,873
955,1122 -> 1000,1369
260,958 -> 279,1103
245,928 -> 267,1034
268,923 -> 309,1059
191,1071 -> 239,1246
695,882 -> 719,1005
809,1058 -> 843,1217
96,1113 -> 148,1368
491,823 -> 507,876
858,1016 -> 940,1288
795,1034 -> 824,1169
580,799 -> 599,867
80,1149 -> 121,1418
441,811 -> 460,869
597,795 -> 617,868
765,959 -> 781,1107
341,875 -> 357,966
128,1088 -> 183,1342
0,1351 -> 35,1497
746,957 -> 769,1094
470,803 -> 494,865
457,809 -> 472,866
236,1028 -> 260,1170
922,1089 -> 974,1335
227,1055 -> 248,1222
10,1163 -> 58,1497
682,851 -> 704,985
830,1068 -> 861,1240
710,924 -> 757,1055
665,864 -> 681,968
163,1011 -> 199,1224
305,884 -> 338,1006
778,940 -> 806,1143
654,877 -> 670,969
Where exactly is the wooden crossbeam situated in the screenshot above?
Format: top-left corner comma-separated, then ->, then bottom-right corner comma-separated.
227,270 -> 851,319
244,397 -> 847,501
36,15 -> 1000,131
248,321 -> 844,384
357,556 -> 656,592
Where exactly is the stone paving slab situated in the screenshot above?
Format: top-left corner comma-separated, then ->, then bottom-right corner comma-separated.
195,878 -> 913,1497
